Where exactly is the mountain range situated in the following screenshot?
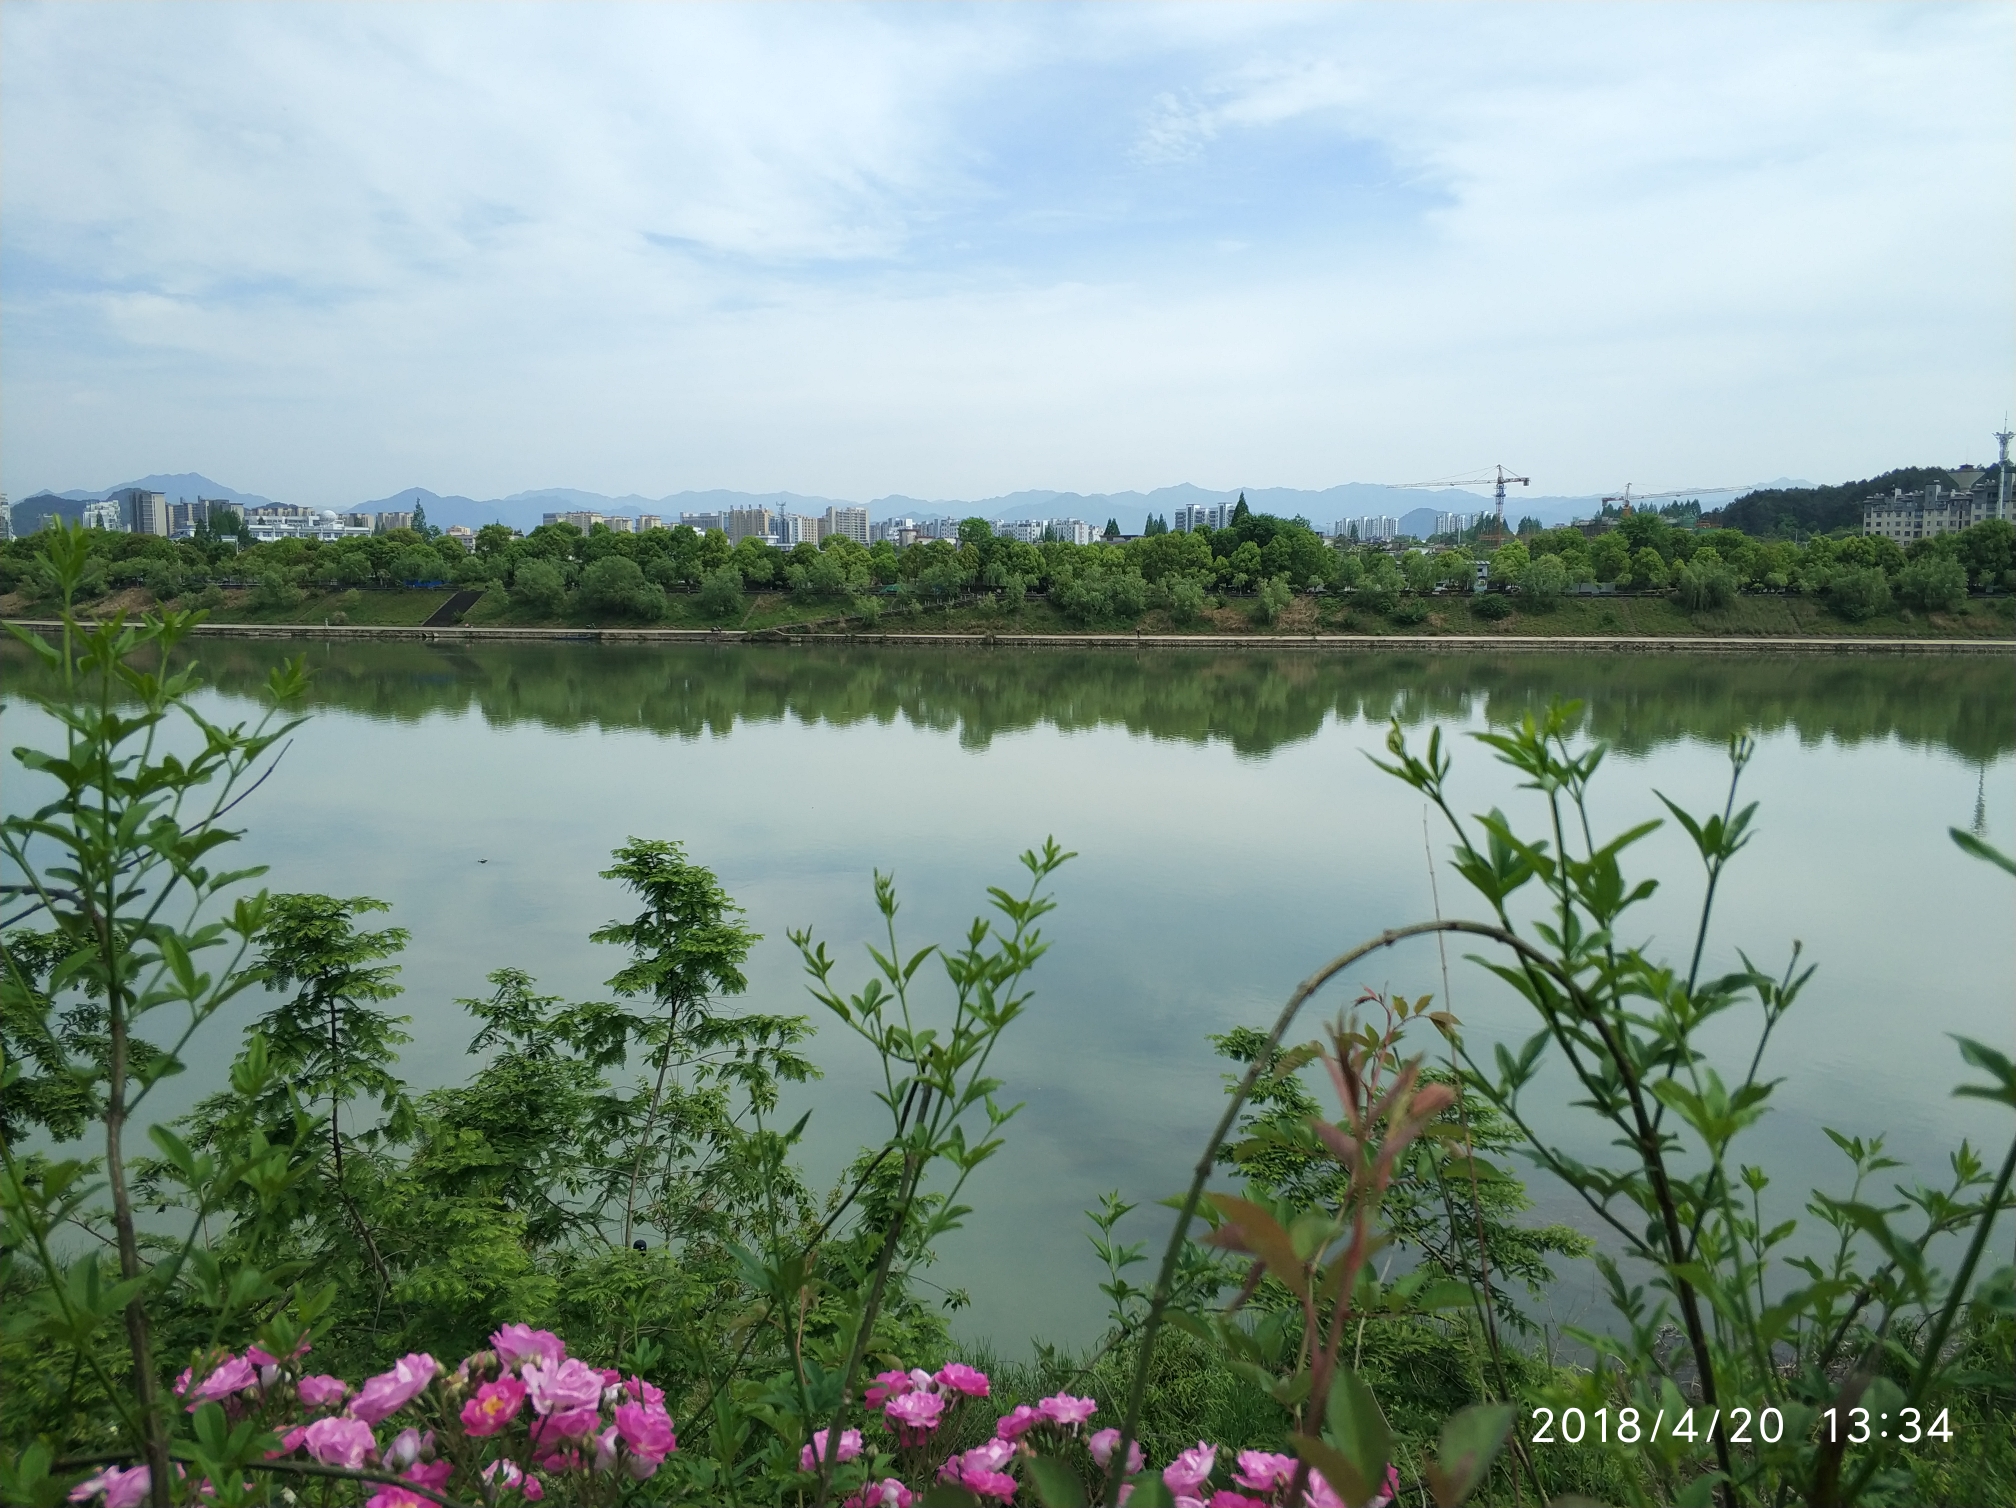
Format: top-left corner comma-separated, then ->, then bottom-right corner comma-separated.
14,473 -> 1811,538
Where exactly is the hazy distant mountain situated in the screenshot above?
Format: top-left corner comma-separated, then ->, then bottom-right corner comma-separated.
21,473 -> 1815,537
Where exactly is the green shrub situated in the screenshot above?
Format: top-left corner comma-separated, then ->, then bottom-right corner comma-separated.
1166,575 -> 1208,625
1386,597 -> 1429,625
1675,552 -> 1739,612
249,569 -> 303,610
141,559 -> 184,602
1522,553 -> 1569,610
1249,574 -> 1293,625
1471,592 -> 1512,621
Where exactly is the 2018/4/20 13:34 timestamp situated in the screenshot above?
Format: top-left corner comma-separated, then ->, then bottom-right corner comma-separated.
1824,1407 -> 1953,1444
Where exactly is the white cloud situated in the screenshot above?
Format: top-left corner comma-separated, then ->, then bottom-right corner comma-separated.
2,2 -> 2009,505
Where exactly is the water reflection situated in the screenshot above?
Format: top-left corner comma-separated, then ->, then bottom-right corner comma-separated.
11,638 -> 2006,763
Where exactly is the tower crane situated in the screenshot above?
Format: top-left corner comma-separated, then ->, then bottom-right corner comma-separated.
1390,465 -> 1531,537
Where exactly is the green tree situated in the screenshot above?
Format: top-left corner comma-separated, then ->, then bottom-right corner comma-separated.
696,563 -> 746,620
510,558 -> 569,614
577,554 -> 667,621
1104,518 -> 1121,540
1896,552 -> 1969,612
1627,546 -> 1670,591
1522,553 -> 1569,610
1675,547 -> 1739,612
1489,540 -> 1530,589
1829,564 -> 1892,621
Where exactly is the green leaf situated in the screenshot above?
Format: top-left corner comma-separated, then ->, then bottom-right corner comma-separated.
1425,1402 -> 1516,1507
1290,1432 -> 1370,1508
1324,1367 -> 1393,1502
1124,1474 -> 1174,1508
1950,827 -> 2016,876
920,1486 -> 983,1508
1025,1456 -> 1088,1508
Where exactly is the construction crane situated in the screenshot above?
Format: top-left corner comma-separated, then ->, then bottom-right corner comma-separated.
1391,465 -> 1531,536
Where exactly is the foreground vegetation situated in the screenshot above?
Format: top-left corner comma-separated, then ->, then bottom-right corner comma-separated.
4,526 -> 2012,1506
4,504 -> 2012,641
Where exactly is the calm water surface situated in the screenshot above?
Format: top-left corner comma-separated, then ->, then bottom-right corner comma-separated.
5,641 -> 2011,1350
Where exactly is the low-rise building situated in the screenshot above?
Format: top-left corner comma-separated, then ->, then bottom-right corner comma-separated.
81,499 -> 123,531
245,507 -> 376,543
680,512 -> 724,533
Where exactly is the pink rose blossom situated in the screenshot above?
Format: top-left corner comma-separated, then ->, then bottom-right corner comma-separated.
1089,1429 -> 1145,1474
844,1481 -> 915,1508
522,1356 -> 606,1416
350,1354 -> 437,1425
490,1324 -> 566,1370
1209,1495 -> 1269,1508
935,1362 -> 991,1397
484,1459 -> 545,1501
298,1375 -> 350,1410
624,1375 -> 666,1409
1038,1392 -> 1097,1429
800,1427 -> 865,1471
614,1399 -> 677,1465
884,1388 -> 945,1442
1233,1451 -> 1297,1493
865,1369 -> 914,1409
304,1415 -> 377,1469
185,1355 -> 257,1407
529,1403 -> 601,1457
942,1440 -> 1016,1479
1164,1442 -> 1217,1495
383,1428 -> 430,1470
369,1460 -> 454,1506
272,1426 -> 309,1458
247,1335 -> 311,1367
461,1378 -> 527,1436
67,1465 -> 151,1508
595,1425 -> 621,1474
995,1404 -> 1043,1441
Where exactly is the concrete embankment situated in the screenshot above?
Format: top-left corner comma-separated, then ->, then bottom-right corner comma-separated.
11,620 -> 2010,654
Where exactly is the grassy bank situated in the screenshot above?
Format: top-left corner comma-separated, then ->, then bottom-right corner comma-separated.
15,582 -> 2014,639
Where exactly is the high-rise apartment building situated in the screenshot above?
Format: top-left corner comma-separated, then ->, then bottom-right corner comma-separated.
106,488 -> 168,536
1172,502 -> 1239,533
724,507 -> 773,544
823,505 -> 869,545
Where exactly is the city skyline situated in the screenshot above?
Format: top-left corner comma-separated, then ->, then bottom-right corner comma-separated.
4,4 -> 2010,509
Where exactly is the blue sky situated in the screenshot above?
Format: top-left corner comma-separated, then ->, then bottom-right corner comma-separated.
3,2 -> 2011,508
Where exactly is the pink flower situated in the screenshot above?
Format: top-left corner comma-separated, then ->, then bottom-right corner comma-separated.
529,1404 -> 601,1456
364,1459 -> 454,1508
350,1354 -> 438,1425
1209,1496 -> 1268,1508
1089,1429 -> 1145,1474
490,1325 -> 565,1371
407,1461 -> 452,1491
844,1481 -> 915,1508
884,1388 -> 945,1442
1038,1393 -> 1097,1430
185,1355 -> 258,1407
935,1362 -> 991,1397
247,1335 -> 311,1367
67,1466 -> 151,1508
461,1378 -> 527,1436
522,1356 -> 606,1416
1234,1452 -> 1298,1492
304,1415 -> 377,1469
865,1369 -> 914,1409
624,1374 -> 666,1409
483,1459 -> 545,1500
298,1374 -> 351,1410
801,1427 -> 865,1471
272,1426 -> 309,1458
383,1428 -> 430,1470
944,1440 -> 1016,1479
364,1489 -> 424,1508
1164,1442 -> 1217,1496
964,1470 -> 1018,1502
615,1399 -> 677,1465
995,1404 -> 1042,1441
595,1426 -> 621,1474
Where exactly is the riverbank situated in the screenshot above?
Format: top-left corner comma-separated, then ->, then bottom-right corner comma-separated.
8,616 -> 2011,654
7,581 -> 2014,650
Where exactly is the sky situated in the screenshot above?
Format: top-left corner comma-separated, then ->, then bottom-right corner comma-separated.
3,2 -> 2011,510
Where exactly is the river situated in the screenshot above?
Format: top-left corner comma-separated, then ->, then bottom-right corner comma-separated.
4,638 -> 2011,1351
